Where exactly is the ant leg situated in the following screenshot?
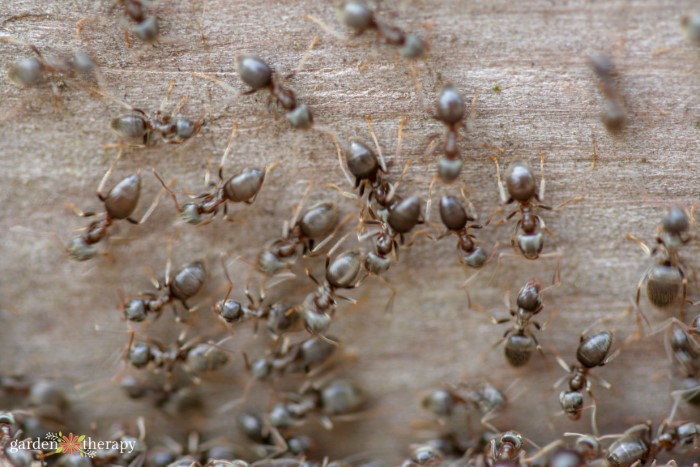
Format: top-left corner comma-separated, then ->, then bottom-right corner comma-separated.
679,267 -> 688,323
218,122 -> 239,181
96,148 -> 124,200
305,14 -> 349,41
588,389 -> 600,437
625,233 -> 653,256
152,169 -> 183,213
551,196 -> 584,211
285,35 -> 319,80
193,72 -> 239,96
288,181 -> 314,235
490,154 -> 509,204
159,80 -> 175,113
425,173 -> 439,222
538,151 -> 546,202
365,115 -> 388,172
320,128 -> 353,186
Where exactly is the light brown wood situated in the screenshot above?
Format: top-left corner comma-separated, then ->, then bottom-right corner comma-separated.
1,0 -> 699,464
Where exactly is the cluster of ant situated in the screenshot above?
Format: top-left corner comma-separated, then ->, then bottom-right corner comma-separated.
3,1 -> 700,466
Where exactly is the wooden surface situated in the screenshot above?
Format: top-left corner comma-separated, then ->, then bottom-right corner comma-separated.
1,0 -> 700,464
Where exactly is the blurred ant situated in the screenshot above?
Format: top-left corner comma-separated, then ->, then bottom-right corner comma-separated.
2,36 -> 97,112
421,382 -> 507,422
196,38 -> 318,130
124,330 -> 229,387
121,242 -> 206,323
93,81 -> 203,148
154,122 -> 277,225
682,13 -> 700,45
307,1 -> 425,58
77,1 -> 158,46
589,53 -> 626,133
625,205 -> 694,322
491,152 -> 582,260
66,150 -> 164,261
555,329 -> 618,435
256,184 -> 344,277
266,377 -> 365,432
491,279 -> 556,368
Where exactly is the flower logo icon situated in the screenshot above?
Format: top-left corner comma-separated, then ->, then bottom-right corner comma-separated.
56,433 -> 85,456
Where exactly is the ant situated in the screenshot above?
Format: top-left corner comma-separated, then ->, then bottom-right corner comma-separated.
298,247 -> 365,335
589,53 -> 626,133
266,378 -> 365,432
121,244 -> 206,323
212,256 -> 301,337
107,0 -> 159,45
307,1 -> 425,58
491,279 -> 549,368
154,122 -> 277,225
256,185 -> 343,277
2,37 -> 97,112
625,205 -> 693,322
555,329 -> 617,435
327,116 -> 410,214
428,85 -> 469,183
93,81 -> 203,148
124,330 -> 229,387
197,38 -> 318,130
66,150 -> 163,261
491,152 -> 582,260
438,194 -> 492,288
421,382 -> 507,420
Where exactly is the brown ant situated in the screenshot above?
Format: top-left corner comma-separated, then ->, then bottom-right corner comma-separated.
121,243 -> 206,323
625,205 -> 693,321
589,53 -> 626,133
154,122 -> 277,225
93,81 -> 203,148
2,37 -> 97,112
491,152 -> 582,260
256,185 -> 343,277
429,85 -> 468,183
555,329 -> 617,435
491,279 -> 551,368
307,1 -> 425,59
66,150 -> 163,261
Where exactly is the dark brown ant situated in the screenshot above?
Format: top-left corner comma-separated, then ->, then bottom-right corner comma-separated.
589,53 -> 626,133
154,122 -> 277,225
438,194 -> 490,287
556,330 -> 617,435
121,246 -> 206,323
66,150 -> 163,261
326,116 -> 410,214
431,85 -> 467,182
307,1 -> 425,58
491,153 -> 582,260
197,38 -> 318,130
212,256 -> 301,338
94,81 -> 203,148
421,382 -> 507,420
2,37 -> 97,112
124,331 -> 229,387
625,206 -> 693,321
256,185 -> 343,277
298,247 -> 365,335
491,279 -> 552,368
